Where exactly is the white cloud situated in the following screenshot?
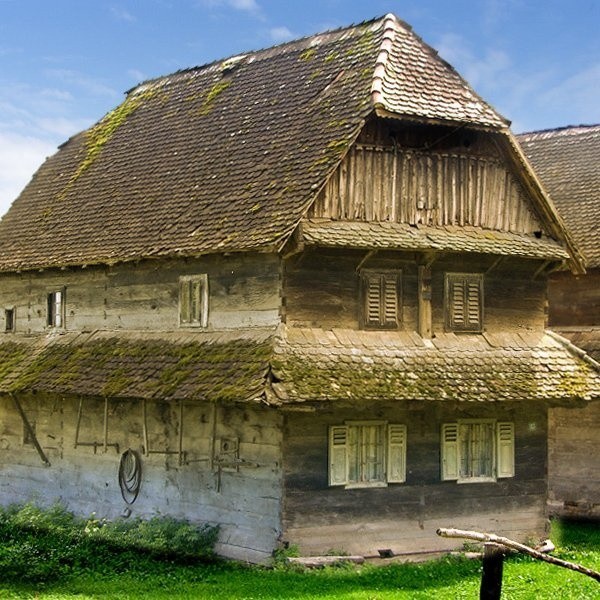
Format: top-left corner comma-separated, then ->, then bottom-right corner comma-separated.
538,63 -> 600,124
45,69 -> 119,98
269,26 -> 294,42
0,131 -> 58,217
127,68 -> 147,83
110,6 -> 136,22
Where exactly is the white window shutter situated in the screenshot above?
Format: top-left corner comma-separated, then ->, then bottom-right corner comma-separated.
496,422 -> 515,478
329,426 -> 348,486
441,423 -> 459,481
387,424 -> 407,483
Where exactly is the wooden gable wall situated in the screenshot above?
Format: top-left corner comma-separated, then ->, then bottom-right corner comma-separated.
309,120 -> 545,234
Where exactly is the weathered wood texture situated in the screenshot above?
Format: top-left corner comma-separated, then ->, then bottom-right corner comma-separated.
547,401 -> 600,519
0,395 -> 283,563
284,249 -> 547,334
282,401 -> 548,557
0,253 -> 281,334
309,121 -> 544,234
548,270 -> 600,328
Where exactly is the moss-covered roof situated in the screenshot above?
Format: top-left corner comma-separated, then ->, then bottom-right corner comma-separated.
0,14 -> 507,272
0,330 -> 274,403
271,327 -> 600,404
2,326 -> 598,406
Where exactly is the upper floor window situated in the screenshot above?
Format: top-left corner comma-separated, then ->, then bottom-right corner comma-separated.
179,274 -> 209,328
441,420 -> 514,483
329,422 -> 406,488
445,273 -> 483,332
47,289 -> 66,328
4,307 -> 15,333
360,270 -> 401,330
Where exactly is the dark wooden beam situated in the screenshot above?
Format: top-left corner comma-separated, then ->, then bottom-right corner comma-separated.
10,393 -> 50,467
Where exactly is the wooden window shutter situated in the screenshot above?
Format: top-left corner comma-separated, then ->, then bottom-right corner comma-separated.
445,273 -> 483,332
496,422 -> 515,478
179,275 -> 209,327
328,425 -> 348,486
441,423 -> 459,481
361,271 -> 401,329
387,424 -> 407,483
180,279 -> 191,324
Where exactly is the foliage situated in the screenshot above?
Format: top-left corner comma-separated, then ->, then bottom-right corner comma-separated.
0,516 -> 599,598
0,503 -> 218,584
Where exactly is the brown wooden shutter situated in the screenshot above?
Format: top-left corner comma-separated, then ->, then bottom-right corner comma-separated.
445,273 -> 483,332
361,271 -> 401,329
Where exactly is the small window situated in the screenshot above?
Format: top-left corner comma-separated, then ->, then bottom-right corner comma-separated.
47,289 -> 66,328
5,307 -> 15,332
360,270 -> 401,329
329,422 -> 406,488
445,273 -> 483,332
179,274 -> 209,327
441,420 -> 514,483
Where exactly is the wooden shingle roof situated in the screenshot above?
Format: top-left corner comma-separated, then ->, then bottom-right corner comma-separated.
518,125 -> 600,269
271,327 -> 600,404
0,14 -> 508,272
1,326 -> 598,405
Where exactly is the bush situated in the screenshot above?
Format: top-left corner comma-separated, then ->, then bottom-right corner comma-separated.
0,503 -> 219,583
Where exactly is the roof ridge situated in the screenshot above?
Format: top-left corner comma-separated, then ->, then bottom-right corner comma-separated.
546,329 -> 600,373
370,13 -> 399,108
518,124 -> 600,139
127,15 -> 389,96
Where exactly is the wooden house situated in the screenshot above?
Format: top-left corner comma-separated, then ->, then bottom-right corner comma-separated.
0,15 -> 599,563
519,125 -> 600,519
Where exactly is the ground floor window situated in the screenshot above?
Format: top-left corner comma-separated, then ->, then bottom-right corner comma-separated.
441,420 -> 514,483
329,422 -> 406,488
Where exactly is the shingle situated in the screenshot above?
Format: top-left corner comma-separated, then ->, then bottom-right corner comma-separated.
0,14 -> 507,273
301,220 -> 569,260
271,327 -> 600,403
517,125 -> 600,268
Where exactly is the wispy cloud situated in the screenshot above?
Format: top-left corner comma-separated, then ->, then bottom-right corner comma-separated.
199,0 -> 260,14
110,5 -> 136,22
0,131 -> 58,216
45,69 -> 119,98
269,26 -> 294,42
127,68 -> 147,83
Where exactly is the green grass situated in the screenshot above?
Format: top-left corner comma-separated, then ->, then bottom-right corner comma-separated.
0,514 -> 598,599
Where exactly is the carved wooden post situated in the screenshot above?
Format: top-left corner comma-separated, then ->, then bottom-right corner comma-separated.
480,542 -> 505,600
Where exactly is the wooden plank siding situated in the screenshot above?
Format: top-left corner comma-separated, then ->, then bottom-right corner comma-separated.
283,249 -> 547,334
0,253 -> 281,334
282,401 -> 548,557
309,145 -> 544,233
0,393 -> 283,563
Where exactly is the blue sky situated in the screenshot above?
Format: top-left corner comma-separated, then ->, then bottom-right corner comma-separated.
0,0 -> 598,216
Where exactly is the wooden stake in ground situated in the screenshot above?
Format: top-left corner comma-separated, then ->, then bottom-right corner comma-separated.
437,528 -> 600,583
480,543 -> 505,600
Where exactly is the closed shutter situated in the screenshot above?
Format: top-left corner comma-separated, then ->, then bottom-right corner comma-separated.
441,423 -> 459,480
180,279 -> 191,324
361,271 -> 401,329
446,273 -> 483,332
496,422 -> 515,478
329,425 -> 348,486
387,424 -> 407,483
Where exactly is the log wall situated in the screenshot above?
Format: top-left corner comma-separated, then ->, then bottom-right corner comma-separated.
282,401 -> 548,557
0,394 -> 283,563
548,269 -> 600,328
548,401 -> 600,519
0,253 -> 281,333
284,249 -> 547,334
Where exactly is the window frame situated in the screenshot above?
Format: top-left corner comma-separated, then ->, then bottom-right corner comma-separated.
47,288 -> 66,329
359,269 -> 402,330
441,420 -> 514,484
328,421 -> 407,489
179,274 -> 209,328
4,307 -> 15,333
444,272 -> 484,333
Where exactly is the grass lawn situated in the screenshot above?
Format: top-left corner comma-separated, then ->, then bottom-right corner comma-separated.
1,520 -> 598,599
